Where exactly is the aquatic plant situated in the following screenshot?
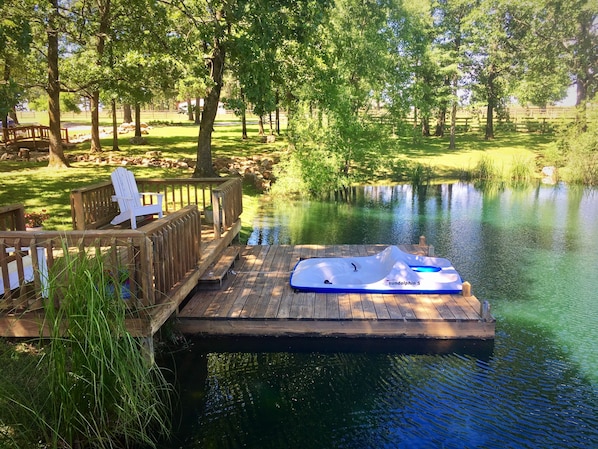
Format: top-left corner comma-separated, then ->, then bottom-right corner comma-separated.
473,155 -> 500,181
509,155 -> 535,184
0,244 -> 173,449
408,163 -> 433,189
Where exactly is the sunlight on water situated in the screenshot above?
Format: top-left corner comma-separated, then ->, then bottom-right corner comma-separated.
165,183 -> 598,449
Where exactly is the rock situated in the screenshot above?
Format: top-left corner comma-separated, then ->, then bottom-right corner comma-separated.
145,151 -> 162,159
18,149 -> 30,160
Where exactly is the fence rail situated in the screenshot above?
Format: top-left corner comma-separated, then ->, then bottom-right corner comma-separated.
369,105 -> 588,135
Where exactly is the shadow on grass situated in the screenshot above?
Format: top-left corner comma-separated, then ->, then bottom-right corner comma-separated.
79,123 -> 287,160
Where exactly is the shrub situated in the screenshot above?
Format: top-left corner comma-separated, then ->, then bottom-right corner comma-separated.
473,155 -> 500,181
555,99 -> 598,185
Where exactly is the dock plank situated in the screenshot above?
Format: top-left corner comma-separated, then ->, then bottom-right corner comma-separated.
249,245 -> 289,318
179,244 -> 495,340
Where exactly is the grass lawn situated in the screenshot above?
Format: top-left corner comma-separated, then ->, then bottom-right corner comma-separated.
408,132 -> 552,178
1,117 -> 556,234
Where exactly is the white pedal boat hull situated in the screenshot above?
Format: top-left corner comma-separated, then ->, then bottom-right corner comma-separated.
290,246 -> 463,294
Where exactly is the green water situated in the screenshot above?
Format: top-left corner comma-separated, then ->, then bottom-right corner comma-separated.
164,182 -> 598,448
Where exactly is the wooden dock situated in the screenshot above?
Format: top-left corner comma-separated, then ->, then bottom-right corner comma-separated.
177,244 -> 495,340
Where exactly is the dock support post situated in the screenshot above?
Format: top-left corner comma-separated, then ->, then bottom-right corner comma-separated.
481,301 -> 492,322
419,235 -> 434,256
462,281 -> 471,297
140,336 -> 155,366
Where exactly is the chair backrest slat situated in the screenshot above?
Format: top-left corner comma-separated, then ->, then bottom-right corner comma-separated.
111,167 -> 141,211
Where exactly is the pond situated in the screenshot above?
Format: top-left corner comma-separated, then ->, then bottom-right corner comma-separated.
162,182 -> 598,448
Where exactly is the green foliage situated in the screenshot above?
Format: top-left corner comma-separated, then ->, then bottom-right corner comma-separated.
461,153 -> 538,187
277,104 -> 394,197
0,341 -> 48,448
556,102 -> 598,185
270,151 -> 308,197
408,163 -> 434,189
0,247 -> 172,449
471,154 -> 501,181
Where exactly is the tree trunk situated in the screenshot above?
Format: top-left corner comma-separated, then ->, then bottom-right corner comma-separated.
485,102 -> 494,140
449,99 -> 457,150
47,0 -> 69,168
194,42 -> 224,178
240,88 -> 247,139
275,90 -> 280,135
241,107 -> 248,140
435,106 -> 446,137
134,102 -> 141,137
187,98 -> 194,121
258,115 -> 264,135
90,92 -> 102,152
575,76 -> 588,131
485,70 -> 496,140
123,103 -> 133,123
90,0 -> 109,153
449,72 -> 458,150
421,114 -> 430,137
194,96 -> 201,124
111,98 -> 119,151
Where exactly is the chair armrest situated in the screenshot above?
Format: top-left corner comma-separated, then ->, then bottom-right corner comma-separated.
111,194 -> 135,202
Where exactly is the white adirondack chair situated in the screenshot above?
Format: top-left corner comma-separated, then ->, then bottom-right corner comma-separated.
110,167 -> 164,229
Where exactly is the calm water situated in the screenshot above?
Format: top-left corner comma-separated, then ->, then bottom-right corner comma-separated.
163,182 -> 598,448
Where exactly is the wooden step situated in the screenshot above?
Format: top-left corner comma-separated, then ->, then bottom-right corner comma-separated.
198,246 -> 240,289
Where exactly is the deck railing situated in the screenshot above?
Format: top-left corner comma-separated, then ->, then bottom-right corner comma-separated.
0,205 -> 201,313
0,204 -> 26,231
70,176 -> 242,236
141,205 -> 202,304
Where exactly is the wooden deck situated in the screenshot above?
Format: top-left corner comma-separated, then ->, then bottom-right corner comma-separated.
177,244 -> 495,340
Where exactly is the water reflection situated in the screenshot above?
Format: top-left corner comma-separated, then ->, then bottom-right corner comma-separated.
164,182 -> 598,448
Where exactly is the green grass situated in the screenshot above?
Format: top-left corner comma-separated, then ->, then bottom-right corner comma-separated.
374,132 -> 553,183
1,122 -> 555,231
1,121 -> 287,231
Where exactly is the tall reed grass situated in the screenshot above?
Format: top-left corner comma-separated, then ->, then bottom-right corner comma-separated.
408,163 -> 433,189
0,244 -> 172,449
462,154 -> 537,187
509,155 -> 535,185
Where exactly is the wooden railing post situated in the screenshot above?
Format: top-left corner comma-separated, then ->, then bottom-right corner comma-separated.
0,204 -> 26,231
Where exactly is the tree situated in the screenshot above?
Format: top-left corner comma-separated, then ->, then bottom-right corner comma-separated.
46,0 -> 70,167
564,0 -> 597,107
165,0 -> 334,177
0,0 -> 32,133
432,0 -> 477,149
467,0 -> 514,140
